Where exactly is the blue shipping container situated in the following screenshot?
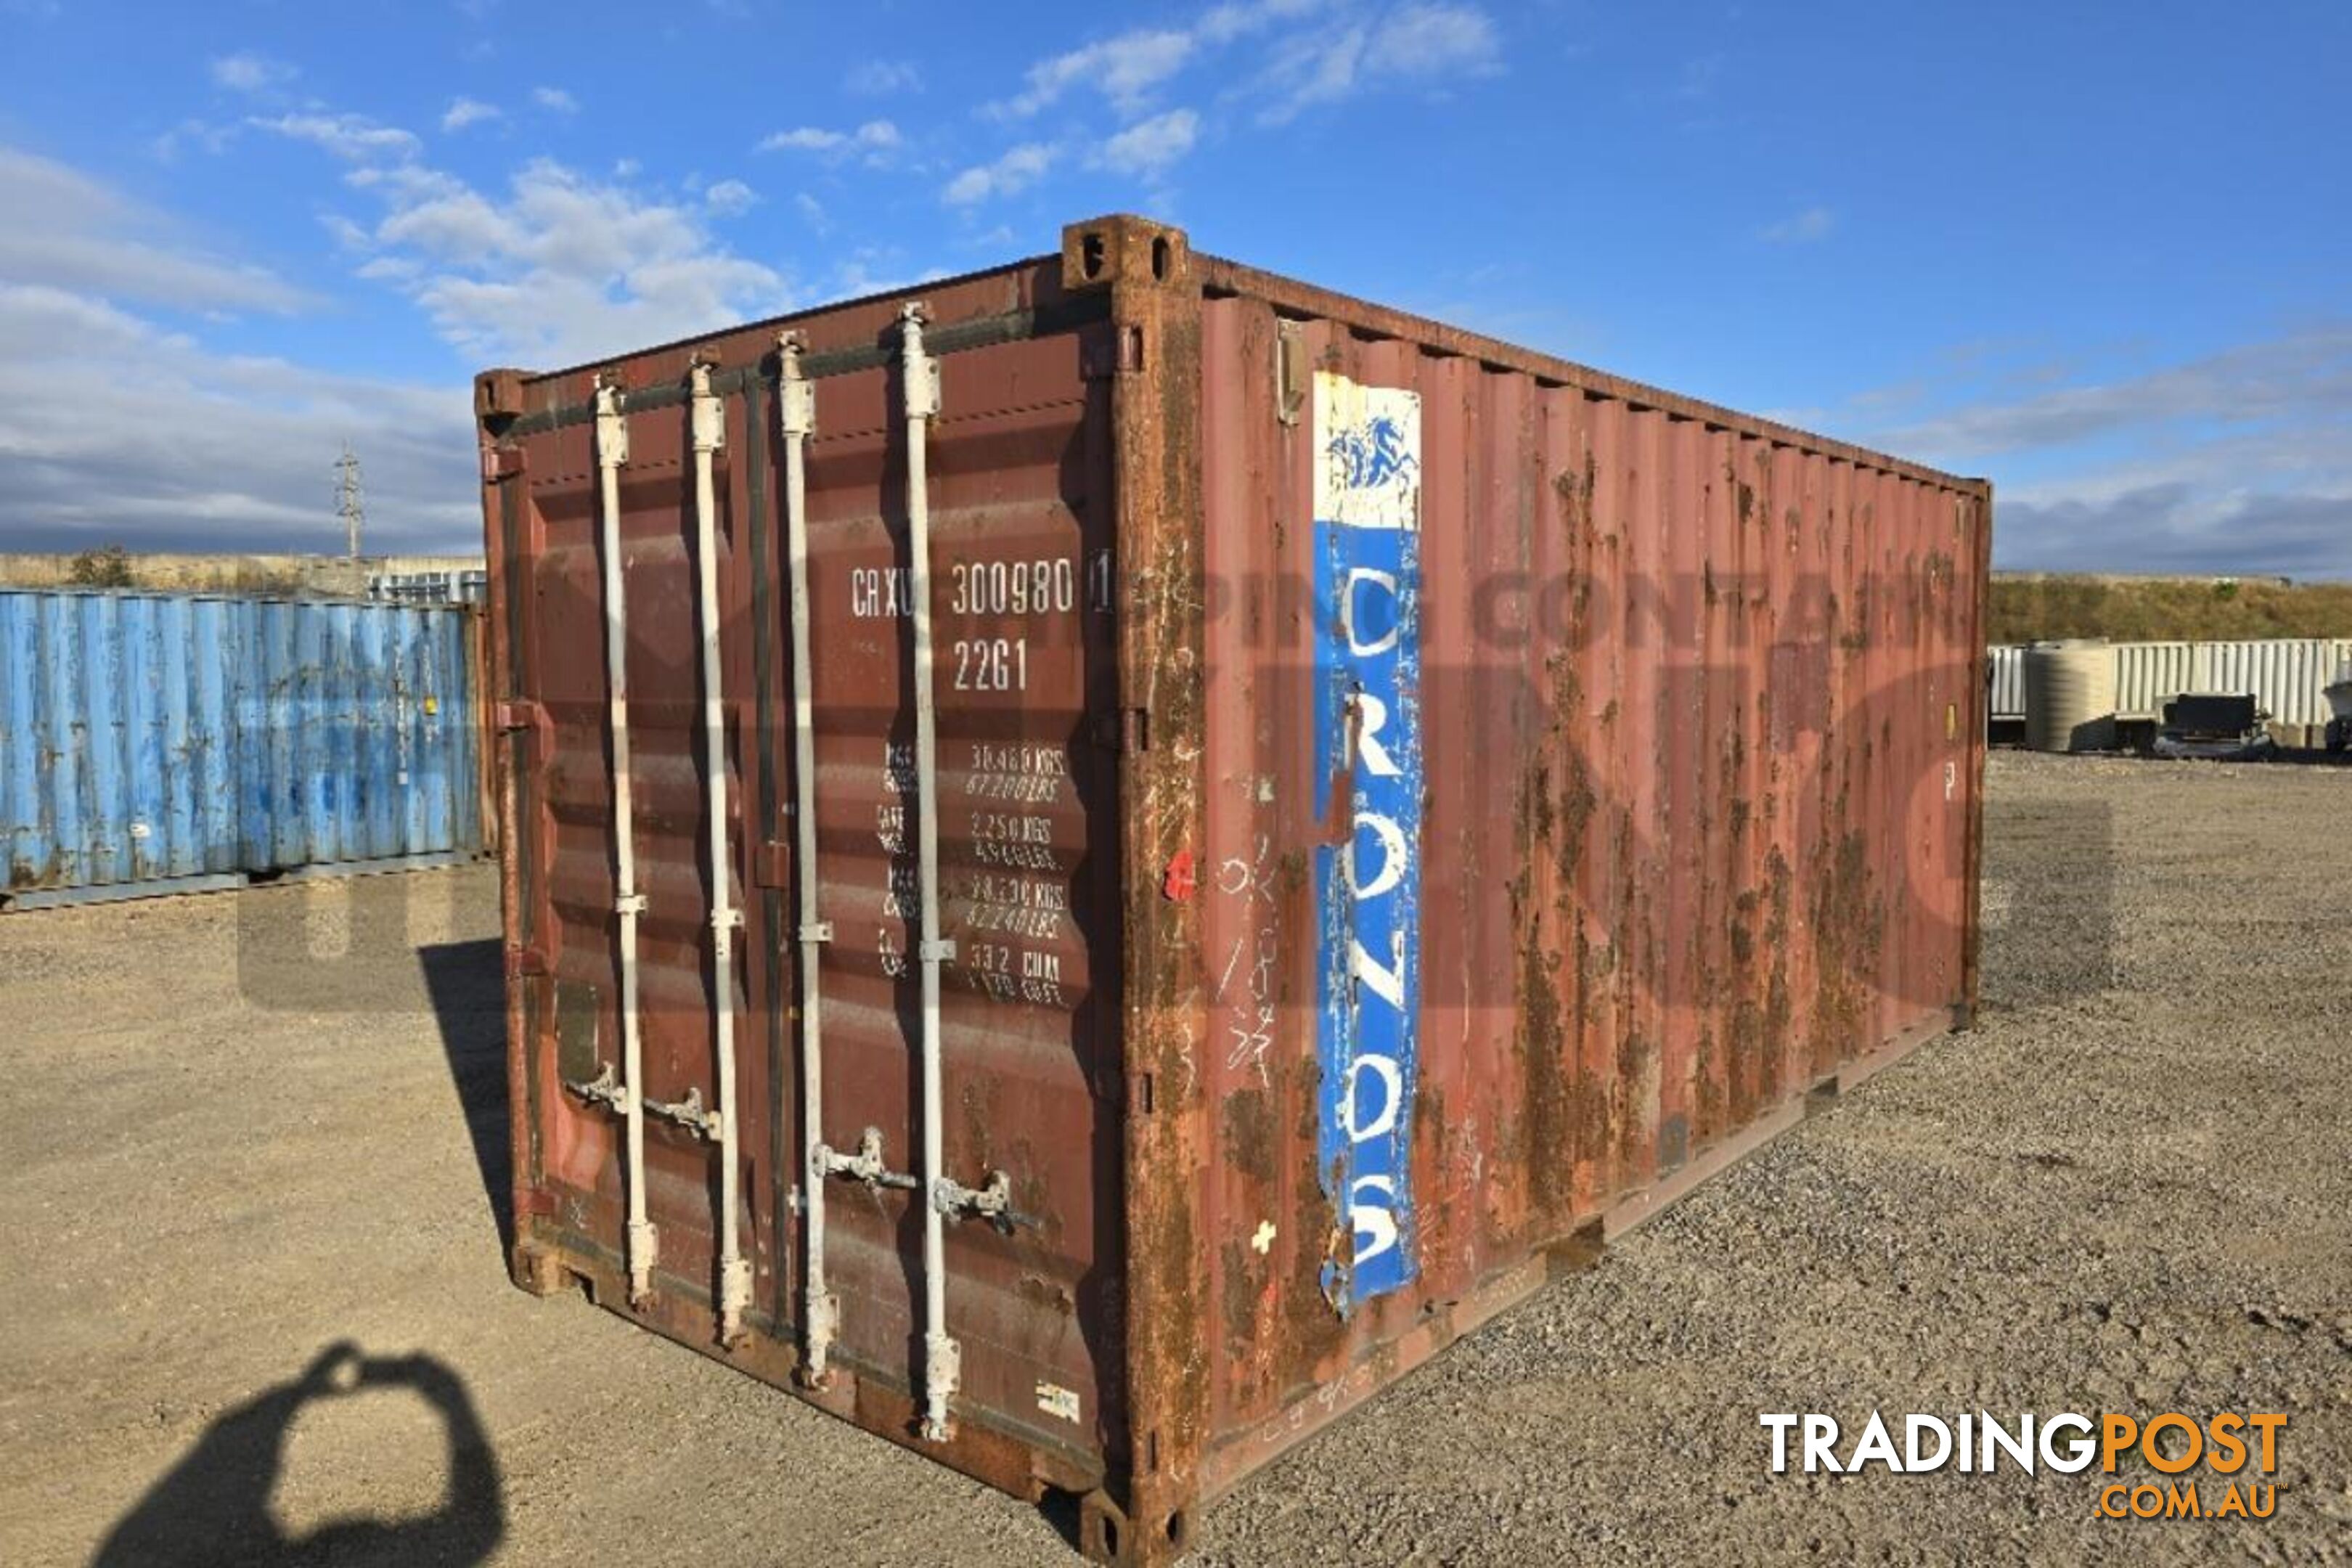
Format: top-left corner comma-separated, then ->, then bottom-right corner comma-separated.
0,588 -> 484,909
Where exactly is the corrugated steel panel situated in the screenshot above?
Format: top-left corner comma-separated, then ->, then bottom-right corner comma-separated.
1988,644 -> 2025,719
2114,640 -> 2197,718
478,215 -> 1988,1561
1998,638 -> 2352,728
2193,637 -> 2348,727
1188,275 -> 1982,1504
0,588 -> 484,907
369,568 -> 489,605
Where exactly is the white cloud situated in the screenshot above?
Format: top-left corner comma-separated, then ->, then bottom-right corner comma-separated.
1363,3 -> 1499,77
973,4 -> 1498,184
1246,3 -> 1504,124
0,128 -> 804,555
942,143 -> 1057,206
1997,483 -> 2352,579
952,0 -> 1507,213
250,112 -> 422,163
152,119 -> 239,162
345,161 -> 467,203
1197,0 -> 1326,45
210,52 -> 295,93
760,127 -> 841,152
1842,325 -> 2352,579
0,146 -> 308,314
846,59 -> 922,96
756,120 -> 901,160
338,155 -> 793,364
988,3 -> 1500,134
0,144 -> 470,555
703,178 -> 756,216
1254,27 -> 1368,121
1096,108 -> 1199,177
441,97 -> 500,132
1876,327 -> 2352,461
1759,205 -> 1835,245
0,280 -> 478,554
320,212 -> 373,251
242,79 -> 790,366
793,192 -> 832,234
997,29 -> 1194,118
372,184 -> 520,266
531,86 -> 579,113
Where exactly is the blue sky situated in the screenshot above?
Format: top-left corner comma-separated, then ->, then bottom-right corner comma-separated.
1,1 -> 2346,575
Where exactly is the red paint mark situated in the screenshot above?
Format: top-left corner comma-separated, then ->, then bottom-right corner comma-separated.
1161,848 -> 1196,902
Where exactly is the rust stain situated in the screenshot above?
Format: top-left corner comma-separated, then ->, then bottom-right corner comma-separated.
1517,912 -> 1571,1225
481,214 -> 1989,1561
1018,1273 -> 1077,1317
1221,1087 -> 1277,1187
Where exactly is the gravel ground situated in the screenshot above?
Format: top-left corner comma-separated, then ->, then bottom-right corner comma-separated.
2,751 -> 2346,1567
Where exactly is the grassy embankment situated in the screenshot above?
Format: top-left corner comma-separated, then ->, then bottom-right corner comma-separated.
1989,574 -> 2352,643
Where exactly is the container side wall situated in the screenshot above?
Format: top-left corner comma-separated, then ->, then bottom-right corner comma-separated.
192,597 -> 232,874
1,593 -> 43,889
2197,637 -> 2344,727
52,592 -> 87,886
2115,641 -> 2197,719
1988,645 -> 2024,720
1191,290 -> 1987,1497
0,588 -> 485,904
154,597 -> 192,877
2089,637 -> 2351,728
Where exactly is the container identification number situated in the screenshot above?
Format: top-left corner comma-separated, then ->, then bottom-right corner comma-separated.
951,558 -> 1074,617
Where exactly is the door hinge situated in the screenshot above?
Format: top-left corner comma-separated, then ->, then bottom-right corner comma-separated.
1090,708 -> 1149,752
495,700 -> 552,762
495,699 -> 552,757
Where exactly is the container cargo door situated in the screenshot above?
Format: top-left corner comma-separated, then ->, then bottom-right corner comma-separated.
786,311 -> 1125,1469
483,279 -> 1127,1489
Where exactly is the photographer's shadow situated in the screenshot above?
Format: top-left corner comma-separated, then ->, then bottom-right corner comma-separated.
93,1342 -> 503,1568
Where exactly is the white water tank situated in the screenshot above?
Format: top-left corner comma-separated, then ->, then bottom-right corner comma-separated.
2024,640 -> 2119,753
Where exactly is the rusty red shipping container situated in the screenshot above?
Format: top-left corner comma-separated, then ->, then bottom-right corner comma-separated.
475,215 -> 1989,1563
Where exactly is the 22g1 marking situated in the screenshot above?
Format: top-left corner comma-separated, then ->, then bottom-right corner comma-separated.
952,636 -> 1027,692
